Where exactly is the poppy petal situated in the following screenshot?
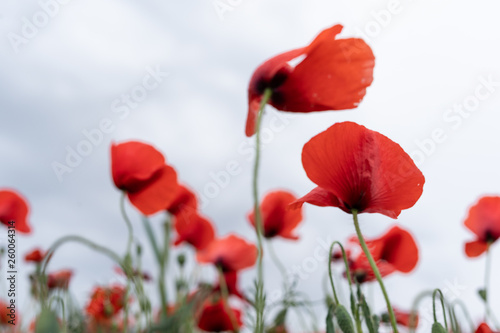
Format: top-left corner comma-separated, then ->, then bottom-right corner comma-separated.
127,165 -> 178,215
465,240 -> 489,258
166,184 -> 198,216
290,186 -> 343,211
196,234 -> 257,272
301,122 -> 424,218
464,196 -> 500,242
173,212 -> 215,251
0,189 -> 31,233
272,25 -> 374,112
246,48 -> 306,136
248,190 -> 303,239
111,141 -> 165,191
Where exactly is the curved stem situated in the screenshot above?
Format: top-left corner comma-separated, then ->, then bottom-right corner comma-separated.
432,289 -> 448,330
351,209 -> 398,333
450,299 -> 475,332
120,192 -> 134,258
159,220 -> 171,318
327,242 -> 340,305
252,88 -> 273,333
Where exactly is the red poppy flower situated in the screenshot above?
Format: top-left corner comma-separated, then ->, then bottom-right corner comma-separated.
0,189 -> 31,233
47,269 -> 73,290
348,226 -> 419,283
86,285 -> 126,323
196,234 -> 258,272
197,299 -> 242,332
111,141 -> 179,215
463,196 -> 500,257
114,267 -> 152,282
166,184 -> 198,216
476,323 -> 499,333
0,300 -> 11,325
25,248 -> 45,263
173,212 -> 216,251
291,122 -> 425,219
389,308 -> 419,328
246,24 -> 375,137
248,190 -> 303,240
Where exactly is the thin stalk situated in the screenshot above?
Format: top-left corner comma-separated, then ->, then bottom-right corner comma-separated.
120,192 -> 134,258
267,240 -> 288,283
351,209 -> 398,333
218,267 -> 240,333
483,246 -> 500,328
432,289 -> 448,330
252,88 -> 273,333
327,242 -> 340,305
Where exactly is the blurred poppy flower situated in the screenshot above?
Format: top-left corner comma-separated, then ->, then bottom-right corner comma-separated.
0,300 -> 12,325
86,285 -> 126,323
47,269 -> 73,290
291,122 -> 425,219
382,308 -> 418,328
174,212 -> 216,251
248,190 -> 303,240
463,196 -> 500,257
348,226 -> 418,283
25,248 -> 45,263
166,184 -> 198,216
197,234 -> 258,272
111,141 -> 178,215
114,267 -> 152,282
476,323 -> 499,333
0,189 -> 31,233
246,24 -> 375,136
197,299 -> 242,332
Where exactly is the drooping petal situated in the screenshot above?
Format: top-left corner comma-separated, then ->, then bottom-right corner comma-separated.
291,186 -> 343,210
47,270 -> 73,290
127,165 -> 178,215
173,212 -> 215,251
273,25 -> 375,112
111,141 -> 165,191
25,248 -> 46,263
196,234 -> 258,272
0,189 -> 31,233
465,240 -> 489,258
246,48 -> 305,136
248,190 -> 303,239
299,122 -> 424,218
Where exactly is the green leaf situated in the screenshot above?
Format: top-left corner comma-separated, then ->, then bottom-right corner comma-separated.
432,322 -> 447,333
335,305 -> 355,333
359,293 -> 376,333
478,288 -> 487,302
326,305 -> 335,333
35,309 -> 60,333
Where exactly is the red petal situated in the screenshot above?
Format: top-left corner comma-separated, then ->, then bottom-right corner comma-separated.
111,141 -> 165,191
248,190 -> 303,240
301,122 -> 424,218
366,226 -> 419,273
246,48 -> 305,136
173,212 -> 215,251
0,189 -> 31,233
476,323 -> 496,333
196,234 -> 257,272
127,165 -> 178,215
197,299 -> 242,332
166,184 -> 198,216
272,25 -> 375,112
465,240 -> 489,258
464,196 -> 500,242
290,186 -> 344,211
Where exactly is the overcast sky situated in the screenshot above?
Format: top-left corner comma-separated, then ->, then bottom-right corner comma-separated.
1,0 -> 500,332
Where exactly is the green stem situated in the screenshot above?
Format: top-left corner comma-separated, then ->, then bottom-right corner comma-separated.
450,300 -> 475,332
483,246 -> 500,329
252,88 -> 273,333
327,242 -> 340,306
409,290 -> 433,333
432,289 -> 448,330
120,192 -> 134,258
218,267 -> 240,333
351,209 -> 398,333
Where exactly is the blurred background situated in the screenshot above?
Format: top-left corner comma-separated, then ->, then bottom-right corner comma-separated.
1,0 -> 500,331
